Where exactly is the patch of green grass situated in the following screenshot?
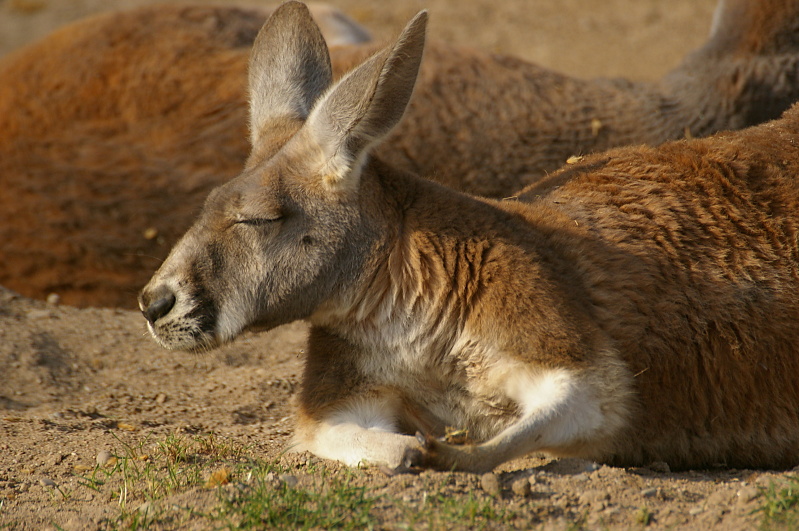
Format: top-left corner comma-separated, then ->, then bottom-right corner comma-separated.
70,431 -> 247,529
394,474 -> 516,530
634,506 -> 653,526
212,466 -> 519,531
115,502 -> 163,531
42,482 -> 71,502
565,516 -> 588,531
759,475 -> 799,530
193,432 -> 249,461
74,431 -> 378,530
0,498 -> 15,529
421,491 -> 513,529
156,432 -> 192,465
65,431 -> 529,531
211,464 -> 378,530
109,432 -> 195,506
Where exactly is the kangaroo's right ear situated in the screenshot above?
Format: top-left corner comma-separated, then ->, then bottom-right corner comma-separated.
301,10 -> 428,193
248,1 -> 333,147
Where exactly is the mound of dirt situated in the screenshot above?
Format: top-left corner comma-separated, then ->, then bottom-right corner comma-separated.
1,285 -> 794,529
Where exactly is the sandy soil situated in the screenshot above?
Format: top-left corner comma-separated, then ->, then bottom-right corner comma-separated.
0,0 -> 718,81
2,0 -> 797,529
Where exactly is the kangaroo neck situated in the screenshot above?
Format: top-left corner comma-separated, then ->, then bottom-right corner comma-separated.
312,164 -> 506,351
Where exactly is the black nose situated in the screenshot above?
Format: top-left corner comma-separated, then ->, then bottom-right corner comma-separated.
141,287 -> 176,325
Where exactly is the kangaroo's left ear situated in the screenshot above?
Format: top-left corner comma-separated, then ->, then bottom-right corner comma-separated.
248,1 -> 333,147
301,10 -> 428,191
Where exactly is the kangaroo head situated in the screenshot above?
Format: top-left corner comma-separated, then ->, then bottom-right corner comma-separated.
138,1 -> 427,351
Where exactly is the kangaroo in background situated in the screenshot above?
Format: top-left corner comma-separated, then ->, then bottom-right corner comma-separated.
6,0 -> 799,309
141,2 -> 799,472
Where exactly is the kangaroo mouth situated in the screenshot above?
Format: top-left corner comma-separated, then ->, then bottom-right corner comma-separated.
140,287 -> 222,353
145,317 -> 220,353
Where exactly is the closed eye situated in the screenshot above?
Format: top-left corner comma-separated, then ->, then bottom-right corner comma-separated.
234,217 -> 282,226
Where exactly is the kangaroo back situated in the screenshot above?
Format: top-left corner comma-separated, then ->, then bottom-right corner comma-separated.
513,110 -> 799,468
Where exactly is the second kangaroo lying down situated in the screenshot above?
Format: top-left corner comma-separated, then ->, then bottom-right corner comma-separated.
141,3 -> 799,472
6,0 -> 799,309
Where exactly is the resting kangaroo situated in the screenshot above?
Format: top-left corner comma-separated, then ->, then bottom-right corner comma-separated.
141,3 -> 799,472
7,0 -> 799,308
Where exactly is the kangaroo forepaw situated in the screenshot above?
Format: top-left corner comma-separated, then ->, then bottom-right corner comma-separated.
384,431 -> 497,474
395,431 -> 485,473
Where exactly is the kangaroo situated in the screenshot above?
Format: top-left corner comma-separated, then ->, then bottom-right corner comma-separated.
6,0 -> 799,309
140,2 -> 799,472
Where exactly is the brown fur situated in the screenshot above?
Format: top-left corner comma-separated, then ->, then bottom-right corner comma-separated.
141,3 -> 799,471
510,121 -> 799,468
5,1 -> 799,308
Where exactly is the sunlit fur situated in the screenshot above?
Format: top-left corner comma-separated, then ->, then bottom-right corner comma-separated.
141,2 -> 799,473
7,1 -> 799,307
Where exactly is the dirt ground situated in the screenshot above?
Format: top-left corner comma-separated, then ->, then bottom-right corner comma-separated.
2,0 -> 798,529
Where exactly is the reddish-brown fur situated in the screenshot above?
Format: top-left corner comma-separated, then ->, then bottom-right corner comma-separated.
4,1 -> 799,308
140,3 -> 799,471
511,115 -> 799,467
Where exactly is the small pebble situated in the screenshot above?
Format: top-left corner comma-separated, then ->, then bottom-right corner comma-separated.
96,450 -> 113,467
736,486 -> 760,505
511,477 -> 531,497
48,453 -> 64,466
46,293 -> 60,305
155,393 -> 167,404
480,472 -> 501,497
641,487 -> 659,498
584,461 -> 601,472
39,477 -> 56,487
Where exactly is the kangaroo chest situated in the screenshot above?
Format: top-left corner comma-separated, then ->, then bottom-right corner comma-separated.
353,333 -> 522,442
